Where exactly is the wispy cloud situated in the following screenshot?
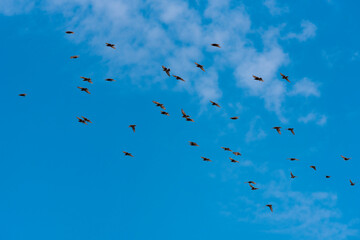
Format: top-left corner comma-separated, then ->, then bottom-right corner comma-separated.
264,0 -> 289,15
286,20 -> 317,42
298,112 -> 327,126
289,78 -> 320,97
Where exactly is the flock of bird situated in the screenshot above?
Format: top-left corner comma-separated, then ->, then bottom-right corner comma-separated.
17,30 -> 355,214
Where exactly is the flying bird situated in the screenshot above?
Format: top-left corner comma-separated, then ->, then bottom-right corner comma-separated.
65,31 -> 74,34
105,78 -> 116,82
77,87 -> 91,94
249,184 -> 258,190
76,117 -> 87,124
326,176 -> 331,178
266,204 -> 273,212
252,75 -> 263,82
210,100 -> 221,108
288,158 -> 299,161
201,157 -> 212,162
273,126 -> 281,135
341,155 -> 351,161
221,147 -> 232,152
18,93 -> 26,97
211,43 -> 221,48
185,117 -> 194,122
181,109 -> 190,119
81,116 -> 92,123
287,128 -> 295,135
161,111 -> 170,116
310,165 -> 317,171
162,66 -> 170,77
230,116 -> 239,120
189,141 -> 199,146
195,62 -> 205,72
70,55 -> 79,59
290,172 -> 297,179
80,77 -> 93,84
280,73 -> 290,82
233,152 -> 242,156
229,157 -> 239,163
123,151 -> 134,157
152,101 -> 166,110
106,43 -> 115,49
129,125 -> 136,132
245,181 -> 256,185
350,179 -> 355,186
172,75 -> 185,82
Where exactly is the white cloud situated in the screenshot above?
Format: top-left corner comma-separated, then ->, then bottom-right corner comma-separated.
289,78 -> 320,97
298,112 -> 327,126
246,116 -> 267,142
264,0 -> 289,15
286,20 -> 317,42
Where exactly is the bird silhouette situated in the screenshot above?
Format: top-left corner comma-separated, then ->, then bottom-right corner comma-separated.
310,165 -> 317,171
80,77 -> 93,84
221,147 -> 232,152
290,172 -> 297,179
77,87 -> 91,94
229,157 -> 239,163
189,141 -> 199,146
211,43 -> 221,48
106,43 -> 115,49
326,176 -> 331,178
230,116 -> 239,120
129,125 -> 136,132
201,157 -> 212,162
76,117 -> 87,124
249,184 -> 259,190
210,100 -> 221,108
185,117 -> 194,122
81,116 -> 92,123
70,55 -> 79,59
287,128 -> 295,135
18,93 -> 26,97
181,109 -> 190,119
280,73 -> 290,82
350,179 -> 355,186
152,101 -> 166,110
266,204 -> 273,212
252,75 -> 263,82
245,181 -> 256,185
162,66 -> 170,77
123,151 -> 134,157
273,127 -> 281,134
341,155 -> 351,161
233,152 -> 242,156
288,158 -> 299,161
161,111 -> 170,116
195,62 -> 205,72
105,78 -> 116,82
172,75 -> 185,81
65,31 -> 74,34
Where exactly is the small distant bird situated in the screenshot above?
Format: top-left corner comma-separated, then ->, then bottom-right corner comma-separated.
341,155 -> 351,161
82,116 -> 92,123
172,75 -> 185,82
105,78 -> 115,82
310,166 -> 317,171
230,116 -> 239,120
201,157 -> 212,162
221,147 -> 232,152
152,101 -> 166,110
266,204 -> 273,212
181,109 -> 190,119
280,73 -> 290,82
229,157 -> 239,163
249,184 -> 258,190
350,179 -> 355,186
80,77 -> 93,84
210,100 -> 221,108
245,181 -> 256,185
288,158 -> 299,161
123,151 -> 134,157
185,117 -> 194,122
326,176 -> 331,178
195,62 -> 205,72
65,31 -> 74,34
19,93 -> 26,97
129,125 -> 136,132
211,43 -> 221,48
189,141 -> 199,146
287,128 -> 295,135
252,75 -> 263,82
273,126 -> 281,135
290,172 -> 297,179
233,152 -> 242,156
76,117 -> 87,124
106,43 -> 115,49
161,111 -> 169,116
77,87 -> 90,94
162,66 -> 170,77
70,55 -> 79,59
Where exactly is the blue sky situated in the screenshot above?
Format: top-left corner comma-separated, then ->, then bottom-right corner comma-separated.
1,0 -> 360,239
